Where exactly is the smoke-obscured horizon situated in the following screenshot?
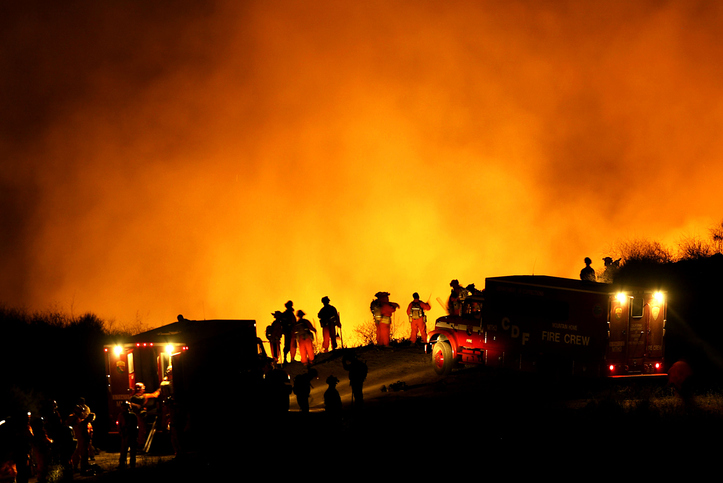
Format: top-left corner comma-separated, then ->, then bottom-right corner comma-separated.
3,1 -> 723,341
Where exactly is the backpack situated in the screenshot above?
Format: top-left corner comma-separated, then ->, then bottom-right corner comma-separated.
410,301 -> 425,319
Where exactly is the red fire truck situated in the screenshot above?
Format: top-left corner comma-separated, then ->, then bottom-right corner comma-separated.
429,275 -> 666,377
103,317 -> 267,447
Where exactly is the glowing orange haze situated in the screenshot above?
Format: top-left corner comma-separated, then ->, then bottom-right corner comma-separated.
2,1 -> 723,345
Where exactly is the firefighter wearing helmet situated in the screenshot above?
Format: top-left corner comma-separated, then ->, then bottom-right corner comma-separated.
407,292 -> 431,344
292,309 -> 317,365
372,292 -> 399,346
318,296 -> 341,352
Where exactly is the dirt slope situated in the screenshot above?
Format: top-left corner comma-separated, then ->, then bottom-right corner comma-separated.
282,343 -> 442,411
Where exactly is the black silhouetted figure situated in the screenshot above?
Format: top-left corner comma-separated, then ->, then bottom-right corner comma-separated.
324,375 -> 342,415
342,351 -> 368,409
600,257 -> 621,283
116,401 -> 139,470
267,311 -> 284,364
448,280 -> 464,315
318,296 -> 341,352
31,415 -> 54,483
8,410 -> 33,483
580,257 -> 596,282
293,367 -> 318,413
39,399 -> 74,480
281,301 -> 295,364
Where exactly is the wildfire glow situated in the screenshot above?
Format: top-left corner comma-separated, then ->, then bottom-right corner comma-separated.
2,2 -> 723,346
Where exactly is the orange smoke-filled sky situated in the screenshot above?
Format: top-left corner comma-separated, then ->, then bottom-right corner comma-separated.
2,1 -> 723,342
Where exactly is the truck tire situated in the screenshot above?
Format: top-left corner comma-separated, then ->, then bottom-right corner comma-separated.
432,340 -> 454,376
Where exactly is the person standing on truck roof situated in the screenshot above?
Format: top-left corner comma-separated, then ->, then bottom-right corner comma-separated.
580,257 -> 596,282
281,301 -> 296,364
599,256 -> 620,283
448,280 -> 464,315
318,296 -> 341,352
407,292 -> 431,344
292,310 -> 317,365
375,292 -> 399,346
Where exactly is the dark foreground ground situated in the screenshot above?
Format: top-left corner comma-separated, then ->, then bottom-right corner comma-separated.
50,345 -> 723,481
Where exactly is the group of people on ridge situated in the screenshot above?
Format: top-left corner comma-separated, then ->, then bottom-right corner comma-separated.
267,297 -> 342,365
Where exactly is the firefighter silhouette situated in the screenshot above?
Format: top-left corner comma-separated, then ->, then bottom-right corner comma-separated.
448,280 -> 465,315
39,399 -> 74,480
407,292 -> 431,344
7,410 -> 33,483
30,415 -> 53,482
600,256 -> 621,283
293,367 -> 318,413
267,311 -> 284,364
281,301 -> 295,364
291,310 -> 317,365
117,401 -> 139,470
324,375 -> 343,427
318,296 -> 341,352
580,257 -> 596,281
342,351 -> 368,409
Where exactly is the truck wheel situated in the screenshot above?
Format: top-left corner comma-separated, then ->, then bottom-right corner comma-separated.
432,341 -> 454,376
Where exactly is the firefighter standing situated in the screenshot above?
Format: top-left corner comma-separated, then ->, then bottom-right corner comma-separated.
324,375 -> 343,429
293,367 -> 318,413
267,311 -> 284,364
342,351 -> 367,409
130,383 -> 160,448
370,292 -> 383,337
281,301 -> 296,364
117,401 -> 139,470
600,256 -> 620,283
30,416 -> 53,483
292,310 -> 317,365
318,296 -> 341,352
407,292 -> 431,344
448,280 -> 464,316
8,410 -> 33,483
580,257 -> 596,281
377,292 -> 399,346
66,402 -> 94,474
39,399 -> 74,479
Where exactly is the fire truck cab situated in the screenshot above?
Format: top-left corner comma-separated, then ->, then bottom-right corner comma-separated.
429,276 -> 667,378
104,317 -> 267,446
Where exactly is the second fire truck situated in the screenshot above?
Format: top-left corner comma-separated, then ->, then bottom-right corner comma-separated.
428,275 -> 667,377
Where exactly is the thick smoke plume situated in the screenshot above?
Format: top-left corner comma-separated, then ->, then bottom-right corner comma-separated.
3,1 -> 723,342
